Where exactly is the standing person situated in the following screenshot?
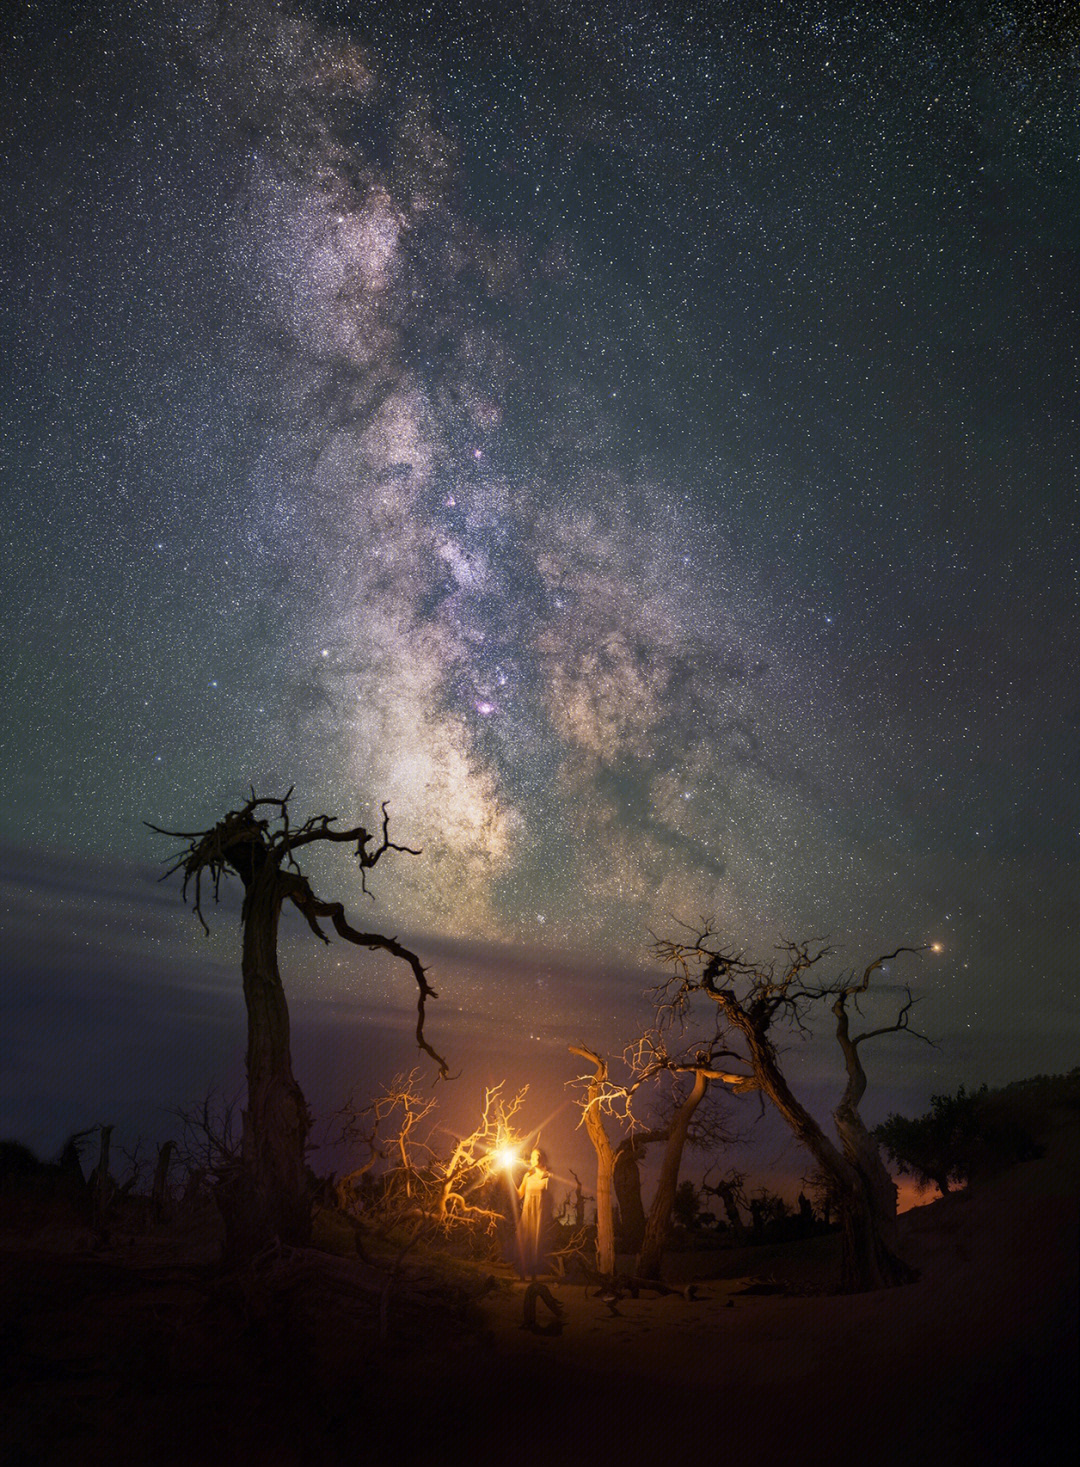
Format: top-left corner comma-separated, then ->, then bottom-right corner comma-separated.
517,1147 -> 554,1279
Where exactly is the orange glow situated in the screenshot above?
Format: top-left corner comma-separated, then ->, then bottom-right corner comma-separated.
491,1145 -> 519,1171
896,1176 -> 948,1212
930,943 -> 943,953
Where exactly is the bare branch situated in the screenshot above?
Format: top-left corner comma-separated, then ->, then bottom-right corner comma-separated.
281,801 -> 421,896
846,945 -> 929,996
849,990 -> 935,1050
290,886 -> 448,1078
651,918 -> 925,1289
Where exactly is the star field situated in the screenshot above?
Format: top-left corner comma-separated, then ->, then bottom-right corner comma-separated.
2,0 -> 1078,1143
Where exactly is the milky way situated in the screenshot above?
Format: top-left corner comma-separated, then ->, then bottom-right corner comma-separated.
3,0 -> 1079,1111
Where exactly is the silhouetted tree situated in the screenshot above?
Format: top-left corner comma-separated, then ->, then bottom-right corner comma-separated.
0,1133 -> 90,1232
751,1187 -> 788,1237
88,1124 -> 115,1231
673,1179 -> 700,1230
612,1134 -> 654,1252
875,1073 -> 1067,1193
830,954 -> 931,1261
702,1166 -> 748,1244
654,927 -> 927,1291
150,1140 -> 176,1223
151,789 -> 445,1255
874,1097 -> 961,1198
748,1194 -> 766,1238
797,1190 -> 815,1232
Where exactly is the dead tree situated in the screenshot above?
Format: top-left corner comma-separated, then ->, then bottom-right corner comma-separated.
568,1046 -> 619,1274
830,952 -> 933,1265
611,1086 -> 732,1253
150,790 -> 445,1256
332,1076 -> 526,1253
173,1086 -> 244,1224
565,1170 -> 585,1227
636,1065 -> 711,1277
702,1166 -> 748,1244
612,1135 -> 653,1252
150,1141 -> 176,1224
430,1082 -> 527,1232
88,1125 -> 115,1232
654,927 -> 926,1291
625,1034 -> 753,1279
329,1070 -> 437,1214
569,1039 -> 749,1278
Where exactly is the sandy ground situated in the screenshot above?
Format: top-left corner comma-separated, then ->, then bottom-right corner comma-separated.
444,1154 -> 1077,1467
3,1112 -> 1076,1467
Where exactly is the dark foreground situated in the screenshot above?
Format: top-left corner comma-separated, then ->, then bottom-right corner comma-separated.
2,1112 -> 1077,1467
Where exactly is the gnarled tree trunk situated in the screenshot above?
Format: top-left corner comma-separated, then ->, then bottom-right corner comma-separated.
152,794 -> 442,1261
739,1017 -> 911,1291
151,1140 -> 175,1224
569,1046 -> 616,1275
711,1175 -> 748,1244
220,860 -> 313,1254
636,1069 -> 710,1279
832,993 -> 913,1279
613,1137 -> 649,1253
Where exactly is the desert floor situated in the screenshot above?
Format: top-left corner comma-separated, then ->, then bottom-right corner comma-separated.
3,1111 -> 1076,1467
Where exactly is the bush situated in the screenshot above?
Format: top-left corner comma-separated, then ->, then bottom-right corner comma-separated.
673,1180 -> 701,1230
875,1069 -> 1079,1191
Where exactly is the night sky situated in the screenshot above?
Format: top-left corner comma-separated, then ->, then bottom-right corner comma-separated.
2,0 -> 1078,1190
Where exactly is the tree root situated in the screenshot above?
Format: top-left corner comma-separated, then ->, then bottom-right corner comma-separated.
521,1282 -> 564,1335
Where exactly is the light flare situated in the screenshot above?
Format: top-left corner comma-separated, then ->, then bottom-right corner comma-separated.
491,1144 -> 520,1172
